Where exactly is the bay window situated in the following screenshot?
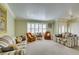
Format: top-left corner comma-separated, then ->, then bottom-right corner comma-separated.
27,23 -> 46,33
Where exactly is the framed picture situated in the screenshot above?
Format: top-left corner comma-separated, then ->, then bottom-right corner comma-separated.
0,4 -> 7,33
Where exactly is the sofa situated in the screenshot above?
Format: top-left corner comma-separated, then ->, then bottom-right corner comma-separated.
0,35 -> 27,55
55,32 -> 79,48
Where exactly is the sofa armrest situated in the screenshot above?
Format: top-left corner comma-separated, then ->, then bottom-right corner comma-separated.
0,49 -> 26,55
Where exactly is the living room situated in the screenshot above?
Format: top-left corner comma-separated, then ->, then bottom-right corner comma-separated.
1,3 -> 79,55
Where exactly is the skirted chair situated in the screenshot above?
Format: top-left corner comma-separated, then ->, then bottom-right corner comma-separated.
26,32 -> 36,43
44,31 -> 51,40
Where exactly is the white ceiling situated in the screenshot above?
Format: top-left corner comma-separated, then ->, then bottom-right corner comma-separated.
8,3 -> 79,20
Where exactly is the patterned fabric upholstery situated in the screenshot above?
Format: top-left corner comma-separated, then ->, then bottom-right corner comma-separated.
0,35 -> 26,55
0,35 -> 15,47
55,32 -> 78,48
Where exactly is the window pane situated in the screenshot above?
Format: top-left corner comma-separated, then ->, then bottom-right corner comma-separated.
35,28 -> 38,33
31,29 -> 34,33
62,25 -> 65,33
39,24 -> 42,28
31,24 -> 34,28
43,24 -> 46,28
39,29 -> 42,33
35,23 -> 38,28
59,27 -> 61,34
43,29 -> 46,33
27,23 -> 30,28
27,28 -> 30,32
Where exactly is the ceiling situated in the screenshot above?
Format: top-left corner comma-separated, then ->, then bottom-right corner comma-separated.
8,3 -> 79,21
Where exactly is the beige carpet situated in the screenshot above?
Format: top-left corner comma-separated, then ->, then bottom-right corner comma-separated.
26,40 -> 79,55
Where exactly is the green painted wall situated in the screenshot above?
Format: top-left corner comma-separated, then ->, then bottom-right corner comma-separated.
15,19 -> 54,36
